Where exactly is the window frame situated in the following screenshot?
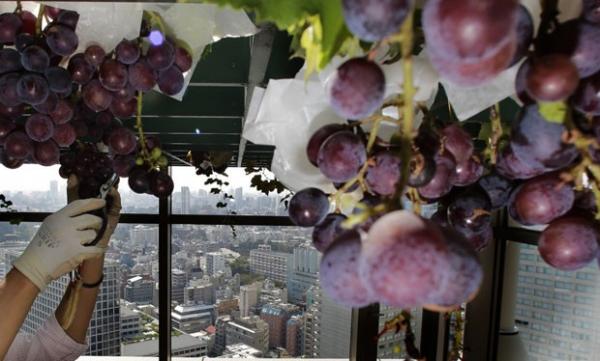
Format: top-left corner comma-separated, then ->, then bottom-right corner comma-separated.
0,166 -> 445,361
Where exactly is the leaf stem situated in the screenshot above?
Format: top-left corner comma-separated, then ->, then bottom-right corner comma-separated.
35,4 -> 45,36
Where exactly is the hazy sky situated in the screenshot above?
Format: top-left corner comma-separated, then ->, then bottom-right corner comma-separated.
0,164 -> 270,194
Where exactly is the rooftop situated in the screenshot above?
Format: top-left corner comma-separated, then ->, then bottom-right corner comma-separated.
121,334 -> 207,356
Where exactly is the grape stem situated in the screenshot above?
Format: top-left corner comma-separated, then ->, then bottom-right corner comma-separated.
135,91 -> 150,161
488,103 -> 503,165
35,4 -> 45,36
390,5 -> 416,207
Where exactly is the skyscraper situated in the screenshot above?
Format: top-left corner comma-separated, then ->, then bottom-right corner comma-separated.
181,186 -> 190,214
249,245 -> 292,283
514,243 -> 600,360
5,252 -> 121,356
287,245 -> 320,304
172,268 -> 187,304
206,252 -> 227,276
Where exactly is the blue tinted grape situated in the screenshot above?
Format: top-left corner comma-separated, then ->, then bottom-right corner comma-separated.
478,171 -> 514,209
20,45 -> 49,73
45,24 -> 78,56
44,66 -> 72,93
312,213 -> 347,252
288,187 -> 330,227
16,73 -> 49,105
0,48 -> 22,74
0,72 -> 22,107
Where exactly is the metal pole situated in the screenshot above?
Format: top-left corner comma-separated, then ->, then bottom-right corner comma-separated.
158,169 -> 172,360
350,304 -> 380,361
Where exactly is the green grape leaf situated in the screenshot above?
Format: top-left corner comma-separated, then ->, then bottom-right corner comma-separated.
538,101 -> 568,124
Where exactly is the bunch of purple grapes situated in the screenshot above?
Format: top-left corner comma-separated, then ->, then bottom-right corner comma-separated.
285,0 -> 600,311
59,143 -> 114,199
0,6 -> 186,198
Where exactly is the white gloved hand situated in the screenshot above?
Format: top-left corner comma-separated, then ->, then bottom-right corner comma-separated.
13,198 -> 107,291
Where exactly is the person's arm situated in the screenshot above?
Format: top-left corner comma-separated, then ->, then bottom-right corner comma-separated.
0,268 -> 40,358
55,179 -> 121,344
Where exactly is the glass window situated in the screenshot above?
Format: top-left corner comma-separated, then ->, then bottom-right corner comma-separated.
170,166 -> 289,216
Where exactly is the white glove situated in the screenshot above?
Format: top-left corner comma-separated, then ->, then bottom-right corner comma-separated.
13,199 -> 107,291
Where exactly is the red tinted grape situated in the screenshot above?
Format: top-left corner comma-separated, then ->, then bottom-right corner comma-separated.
441,123 -> 473,164
572,72 -> 600,116
147,42 -> 175,70
360,210 -> 449,307
4,130 -> 33,159
330,58 -> 385,119
33,140 -> 59,166
525,54 -> 579,101
25,114 -> 54,142
306,124 -> 347,166
453,155 -> 484,186
288,187 -> 330,227
149,171 -> 174,197
317,131 -> 367,183
157,65 -> 184,95
108,126 -> 137,155
83,79 -> 113,112
112,154 -> 135,177
17,73 -> 49,105
312,213 -> 347,252
68,53 -> 94,85
44,66 -> 72,93
0,72 -> 22,107
49,99 -> 74,124
174,46 -> 192,72
116,39 -> 140,65
84,44 -> 105,67
52,123 -> 76,147
32,91 -> 58,114
341,0 -> 410,41
128,166 -> 150,194
0,48 -> 22,74
17,10 -> 36,35
417,151 -> 457,199
0,13 -> 22,44
538,215 -> 599,270
510,173 -> 574,225
109,97 -> 136,118
20,45 -> 49,73
365,151 -> 401,196
99,59 -> 128,91
45,24 -> 78,56
320,229 -> 374,307
128,59 -> 156,91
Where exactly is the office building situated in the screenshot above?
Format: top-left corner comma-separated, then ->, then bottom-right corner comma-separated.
120,307 -> 141,341
206,252 -> 227,276
240,282 -> 261,317
124,275 -> 154,304
171,303 -> 216,333
286,315 -> 304,357
249,245 -> 292,283
185,278 -> 216,305
122,334 -> 208,357
260,303 -> 300,349
514,243 -> 600,361
129,225 -> 158,248
224,316 -> 270,353
172,268 -> 187,304
5,251 -> 120,356
287,245 -> 320,304
181,186 -> 190,214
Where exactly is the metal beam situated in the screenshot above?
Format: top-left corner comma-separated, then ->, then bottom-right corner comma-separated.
158,176 -> 172,360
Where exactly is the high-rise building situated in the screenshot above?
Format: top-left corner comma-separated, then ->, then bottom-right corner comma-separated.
260,303 -> 300,349
287,245 -> 320,304
185,278 -> 216,305
172,268 -> 187,304
206,252 -> 227,276
286,315 -> 303,357
249,245 -> 292,283
5,252 -> 120,356
120,307 -> 141,341
514,243 -> 600,360
181,186 -> 191,214
224,316 -> 270,354
124,275 -> 154,305
240,282 -> 261,317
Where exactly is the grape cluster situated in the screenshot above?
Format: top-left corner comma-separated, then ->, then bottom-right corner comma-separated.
59,143 -> 114,199
0,6 -> 189,198
287,0 -> 600,310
